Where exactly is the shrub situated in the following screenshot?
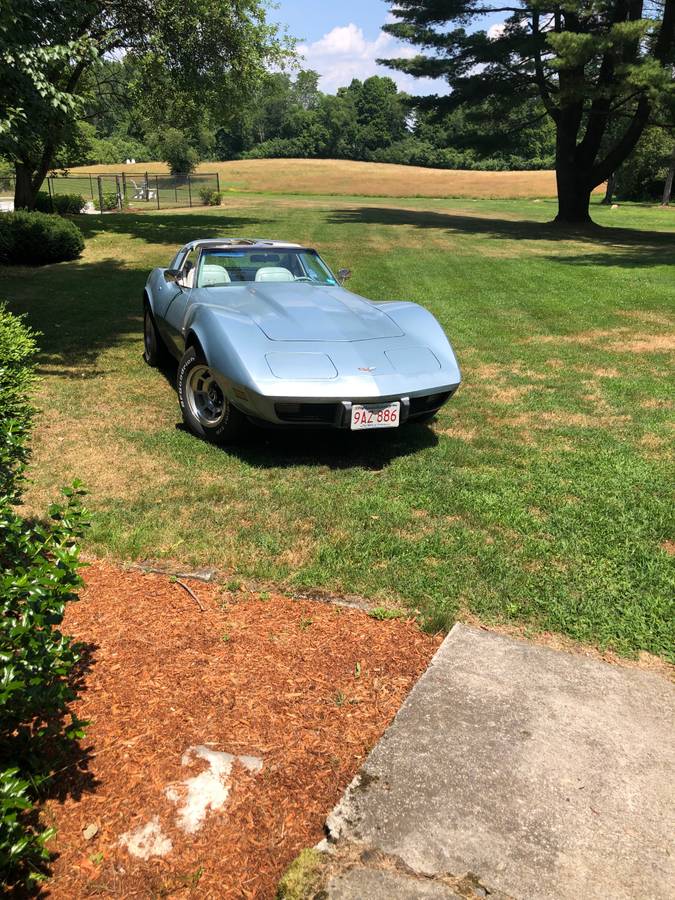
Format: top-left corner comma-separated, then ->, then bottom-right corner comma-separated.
199,187 -> 223,206
98,191 -> 120,211
34,192 -> 85,216
0,303 -> 87,886
0,211 -> 84,266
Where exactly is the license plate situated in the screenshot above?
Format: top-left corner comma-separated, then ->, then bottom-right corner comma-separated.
351,402 -> 400,430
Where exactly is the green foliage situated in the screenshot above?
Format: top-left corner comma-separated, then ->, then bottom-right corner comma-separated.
34,192 -> 85,216
98,191 -> 120,212
0,211 -> 84,265
381,1 -> 675,221
0,768 -> 54,876
152,128 -> 199,176
368,607 -> 408,621
231,70 -> 554,171
0,0 -> 291,207
0,302 -> 87,886
0,303 -> 38,499
617,128 -> 674,200
199,187 -> 223,206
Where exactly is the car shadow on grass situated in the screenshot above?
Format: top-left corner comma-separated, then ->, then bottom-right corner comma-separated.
156,351 -> 439,470
223,421 -> 439,471
327,206 -> 675,268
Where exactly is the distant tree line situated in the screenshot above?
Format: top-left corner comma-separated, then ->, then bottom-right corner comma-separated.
47,58 -> 673,203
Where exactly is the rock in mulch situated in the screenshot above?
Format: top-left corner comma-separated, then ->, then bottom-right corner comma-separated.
41,561 -> 439,898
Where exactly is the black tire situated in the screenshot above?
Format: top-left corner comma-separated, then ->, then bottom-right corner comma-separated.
177,346 -> 247,445
143,304 -> 170,367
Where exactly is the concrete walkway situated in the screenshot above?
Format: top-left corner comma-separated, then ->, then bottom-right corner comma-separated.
316,624 -> 674,899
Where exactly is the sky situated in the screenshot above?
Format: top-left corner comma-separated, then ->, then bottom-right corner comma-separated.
270,0 -> 503,95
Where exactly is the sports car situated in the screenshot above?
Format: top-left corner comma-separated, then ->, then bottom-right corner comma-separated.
143,238 -> 461,443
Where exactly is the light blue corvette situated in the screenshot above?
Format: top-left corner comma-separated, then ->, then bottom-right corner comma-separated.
143,238 -> 461,443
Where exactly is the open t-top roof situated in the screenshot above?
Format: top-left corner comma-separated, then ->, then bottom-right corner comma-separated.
183,238 -> 304,252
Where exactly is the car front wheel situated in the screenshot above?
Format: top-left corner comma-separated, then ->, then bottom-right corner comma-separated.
143,305 -> 169,367
177,347 -> 247,444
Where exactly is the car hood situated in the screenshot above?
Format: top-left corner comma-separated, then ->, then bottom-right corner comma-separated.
205,283 -> 404,342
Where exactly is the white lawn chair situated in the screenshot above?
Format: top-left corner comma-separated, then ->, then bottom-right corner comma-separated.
129,178 -> 156,201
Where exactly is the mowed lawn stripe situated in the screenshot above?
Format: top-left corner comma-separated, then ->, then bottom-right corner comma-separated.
5,195 -> 674,660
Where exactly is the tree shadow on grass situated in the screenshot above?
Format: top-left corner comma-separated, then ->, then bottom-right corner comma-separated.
77,210 -> 262,246
327,206 -> 675,268
4,259 -> 149,368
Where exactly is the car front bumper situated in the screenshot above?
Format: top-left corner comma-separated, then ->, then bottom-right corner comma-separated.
229,384 -> 460,428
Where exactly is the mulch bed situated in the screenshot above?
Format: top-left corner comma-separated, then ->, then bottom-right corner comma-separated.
40,561 -> 440,898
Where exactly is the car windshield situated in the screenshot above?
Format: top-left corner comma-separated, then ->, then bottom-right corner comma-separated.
196,248 -> 337,288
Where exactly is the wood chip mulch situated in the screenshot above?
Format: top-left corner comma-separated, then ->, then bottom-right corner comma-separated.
40,561 -> 440,898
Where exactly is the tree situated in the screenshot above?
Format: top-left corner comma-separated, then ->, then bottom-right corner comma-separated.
381,1 -> 675,224
662,142 -> 675,201
0,0 -> 289,208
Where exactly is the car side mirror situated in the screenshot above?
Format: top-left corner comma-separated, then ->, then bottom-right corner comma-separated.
164,268 -> 182,284
337,267 -> 351,285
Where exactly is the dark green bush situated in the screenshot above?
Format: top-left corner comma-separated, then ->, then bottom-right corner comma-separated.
0,303 -> 87,886
0,211 -> 84,266
199,187 -> 223,206
34,192 -> 85,216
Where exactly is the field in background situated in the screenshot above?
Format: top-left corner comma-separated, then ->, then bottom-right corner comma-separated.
69,157 -> 595,199
5,192 -> 674,661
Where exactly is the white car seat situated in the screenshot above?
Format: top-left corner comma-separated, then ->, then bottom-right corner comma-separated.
200,264 -> 231,286
255,266 -> 294,282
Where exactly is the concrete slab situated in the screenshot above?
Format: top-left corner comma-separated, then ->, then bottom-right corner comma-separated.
324,624 -> 675,900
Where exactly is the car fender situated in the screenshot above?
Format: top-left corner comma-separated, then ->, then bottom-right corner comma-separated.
184,305 -> 274,393
374,301 -> 461,382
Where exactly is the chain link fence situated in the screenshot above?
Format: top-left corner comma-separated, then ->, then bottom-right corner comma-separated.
0,172 -> 221,212
48,171 -> 221,211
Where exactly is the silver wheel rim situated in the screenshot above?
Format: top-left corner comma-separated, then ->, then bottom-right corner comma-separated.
186,365 -> 226,427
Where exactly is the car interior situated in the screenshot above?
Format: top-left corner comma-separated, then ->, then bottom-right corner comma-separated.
184,250 -> 335,288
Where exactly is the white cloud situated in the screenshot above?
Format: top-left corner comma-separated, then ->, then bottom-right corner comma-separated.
487,22 -> 506,40
297,23 -> 445,95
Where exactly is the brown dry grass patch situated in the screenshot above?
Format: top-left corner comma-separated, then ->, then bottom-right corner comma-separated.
608,333 -> 675,354
529,327 -> 675,355
71,158 -> 570,199
43,561 -> 439,899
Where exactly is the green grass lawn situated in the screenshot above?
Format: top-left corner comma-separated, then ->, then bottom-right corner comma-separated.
4,194 -> 674,660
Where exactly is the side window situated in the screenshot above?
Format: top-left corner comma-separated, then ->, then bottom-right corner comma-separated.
181,250 -> 196,288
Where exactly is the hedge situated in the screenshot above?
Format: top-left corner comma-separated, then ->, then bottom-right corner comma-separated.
34,192 -> 86,216
0,210 -> 84,266
0,303 -> 87,886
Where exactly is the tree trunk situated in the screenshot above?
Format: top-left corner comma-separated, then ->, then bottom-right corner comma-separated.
13,163 -> 35,210
13,158 -> 52,210
554,162 -> 593,224
661,145 -> 675,206
601,172 -> 616,205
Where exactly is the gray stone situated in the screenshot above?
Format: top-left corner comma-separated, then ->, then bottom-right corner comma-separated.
326,868 -> 462,900
325,624 -> 675,900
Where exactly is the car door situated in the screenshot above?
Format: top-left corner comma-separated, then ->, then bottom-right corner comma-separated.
162,248 -> 198,356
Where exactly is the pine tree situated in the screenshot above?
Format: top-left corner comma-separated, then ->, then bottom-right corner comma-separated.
381,1 -> 675,223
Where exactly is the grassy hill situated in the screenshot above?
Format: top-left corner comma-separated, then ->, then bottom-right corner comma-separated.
69,157 -> 581,199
